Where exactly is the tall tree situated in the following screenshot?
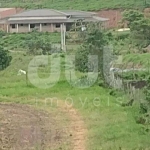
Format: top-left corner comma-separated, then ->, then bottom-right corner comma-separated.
75,23 -> 113,81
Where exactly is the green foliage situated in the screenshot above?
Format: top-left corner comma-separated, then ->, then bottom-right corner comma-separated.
75,23 -> 110,77
114,31 -> 130,40
123,10 -> 150,49
1,0 -> 149,10
116,70 -> 149,80
0,46 -> 12,70
0,32 -> 60,51
140,102 -> 149,114
131,18 -> 150,48
0,30 -> 6,38
123,10 -> 144,27
112,31 -> 131,55
136,76 -> 150,126
0,52 -> 150,149
25,31 -> 52,55
144,77 -> 150,103
123,53 -> 150,67
75,45 -> 90,72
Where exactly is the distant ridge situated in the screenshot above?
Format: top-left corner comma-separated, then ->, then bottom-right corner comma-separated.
0,0 -> 149,11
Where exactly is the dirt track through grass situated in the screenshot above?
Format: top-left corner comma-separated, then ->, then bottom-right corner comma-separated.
57,100 -> 87,150
0,103 -> 69,150
0,100 -> 87,150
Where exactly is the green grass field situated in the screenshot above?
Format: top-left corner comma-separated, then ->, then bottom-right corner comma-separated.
0,52 -> 150,149
0,32 -> 61,50
0,0 -> 150,147
0,32 -> 81,52
123,53 -> 150,67
1,0 -> 150,10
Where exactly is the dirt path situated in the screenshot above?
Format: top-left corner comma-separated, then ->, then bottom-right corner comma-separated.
0,103 -> 70,150
57,101 -> 87,150
0,100 -> 87,150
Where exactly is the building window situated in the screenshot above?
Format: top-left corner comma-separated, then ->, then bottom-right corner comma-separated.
11,24 -> 16,29
30,24 -> 35,28
43,23 -> 47,26
55,23 -> 60,28
20,24 -> 24,26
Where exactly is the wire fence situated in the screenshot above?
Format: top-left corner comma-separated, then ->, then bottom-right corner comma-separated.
109,62 -> 149,101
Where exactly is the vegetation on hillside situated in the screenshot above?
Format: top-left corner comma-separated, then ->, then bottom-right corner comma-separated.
75,23 -> 109,72
1,0 -> 150,10
0,31 -> 60,51
75,22 -> 114,89
0,52 -> 150,149
114,9 -> 150,125
0,46 -> 12,70
113,9 -> 150,55
0,5 -> 150,149
123,10 -> 150,49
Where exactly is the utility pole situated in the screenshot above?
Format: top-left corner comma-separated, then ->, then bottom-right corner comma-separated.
63,23 -> 66,52
61,23 -> 63,50
61,23 -> 66,52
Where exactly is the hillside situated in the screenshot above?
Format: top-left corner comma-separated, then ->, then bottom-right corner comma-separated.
0,52 -> 150,149
1,0 -> 150,10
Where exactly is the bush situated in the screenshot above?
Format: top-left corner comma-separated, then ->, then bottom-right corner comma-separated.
0,30 -> 6,38
0,46 -> 12,70
25,32 -> 52,55
75,45 -> 90,72
117,32 -> 130,40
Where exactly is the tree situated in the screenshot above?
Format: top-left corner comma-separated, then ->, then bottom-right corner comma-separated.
122,10 -> 144,28
0,46 -> 12,70
131,18 -> 150,48
123,10 -> 150,49
75,44 -> 90,73
75,23 -> 113,81
25,30 -> 52,55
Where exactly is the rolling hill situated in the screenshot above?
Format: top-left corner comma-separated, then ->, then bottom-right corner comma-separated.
1,0 -> 150,10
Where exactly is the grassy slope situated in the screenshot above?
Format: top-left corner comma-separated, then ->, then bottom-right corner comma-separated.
123,53 -> 150,67
0,32 -> 61,50
0,32 -> 81,51
0,52 -> 150,149
1,0 -> 149,10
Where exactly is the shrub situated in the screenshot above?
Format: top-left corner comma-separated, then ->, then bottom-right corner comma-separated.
0,30 -> 6,38
75,45 -> 90,72
0,46 -> 12,70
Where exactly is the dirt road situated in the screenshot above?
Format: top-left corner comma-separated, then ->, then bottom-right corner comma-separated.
58,101 -> 87,150
0,101 -> 87,150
